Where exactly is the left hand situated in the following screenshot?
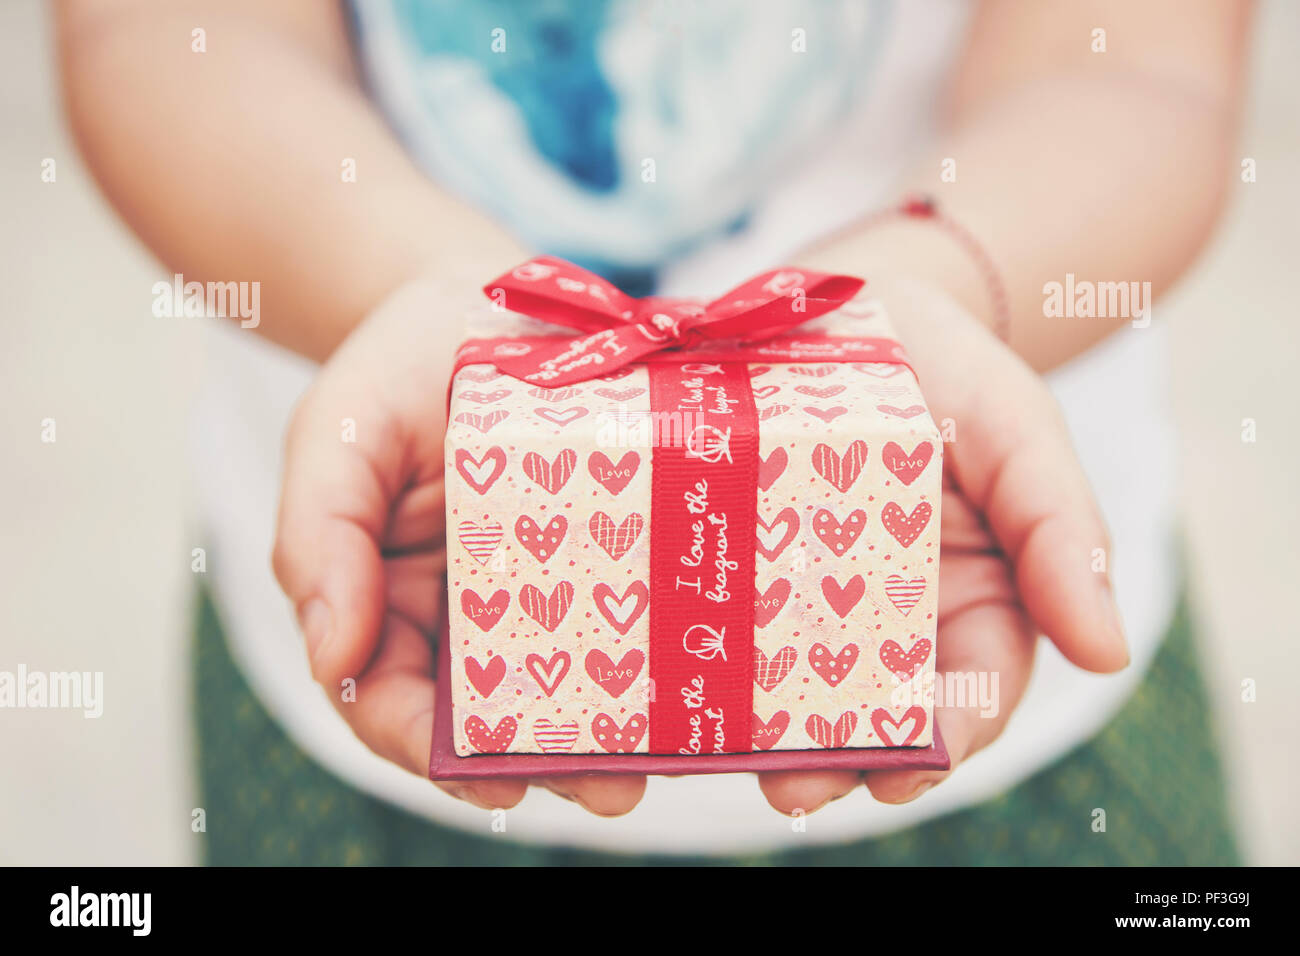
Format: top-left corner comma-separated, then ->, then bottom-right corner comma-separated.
756,276 -> 1129,815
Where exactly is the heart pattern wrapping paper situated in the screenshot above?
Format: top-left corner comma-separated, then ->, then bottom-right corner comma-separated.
445,297 -> 941,756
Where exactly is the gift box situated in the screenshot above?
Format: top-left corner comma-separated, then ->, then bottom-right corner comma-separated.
430,258 -> 947,779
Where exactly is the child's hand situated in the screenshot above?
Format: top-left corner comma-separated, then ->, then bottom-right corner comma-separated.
755,276 -> 1129,814
272,277 -> 646,814
272,274 -> 1127,819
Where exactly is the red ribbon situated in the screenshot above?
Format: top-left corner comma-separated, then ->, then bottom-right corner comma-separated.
452,256 -> 914,388
450,257 -> 911,754
645,361 -> 759,753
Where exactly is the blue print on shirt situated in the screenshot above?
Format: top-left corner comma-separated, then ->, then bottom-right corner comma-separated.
391,0 -> 619,192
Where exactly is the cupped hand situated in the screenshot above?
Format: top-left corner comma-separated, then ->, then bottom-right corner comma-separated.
272,273 -> 1127,821
272,277 -> 646,815
756,276 -> 1129,815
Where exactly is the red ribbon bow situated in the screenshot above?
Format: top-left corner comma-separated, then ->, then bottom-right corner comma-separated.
454,256 -> 898,387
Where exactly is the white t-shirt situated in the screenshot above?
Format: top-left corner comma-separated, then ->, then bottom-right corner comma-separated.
191,0 -> 1177,854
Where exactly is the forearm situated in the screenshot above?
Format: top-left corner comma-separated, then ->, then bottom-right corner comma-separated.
57,0 -> 526,361
799,0 -> 1250,372
799,71 -> 1237,372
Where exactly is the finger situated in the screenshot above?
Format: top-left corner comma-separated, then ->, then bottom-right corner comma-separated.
938,473 -> 997,552
337,612 -> 527,809
757,770 -> 861,816
384,478 -> 446,552
384,549 -> 446,633
539,775 -> 647,817
897,291 -> 1128,673
272,387 -> 406,689
865,598 -> 1035,803
957,390 -> 1127,672
329,611 -> 433,773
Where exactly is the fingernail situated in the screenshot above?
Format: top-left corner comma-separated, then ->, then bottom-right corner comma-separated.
909,781 -> 935,801
298,598 -> 332,666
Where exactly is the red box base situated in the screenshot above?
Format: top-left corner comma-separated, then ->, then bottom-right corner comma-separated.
428,607 -> 949,780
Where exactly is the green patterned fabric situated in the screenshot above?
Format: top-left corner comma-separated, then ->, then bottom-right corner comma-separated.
194,590 -> 1238,865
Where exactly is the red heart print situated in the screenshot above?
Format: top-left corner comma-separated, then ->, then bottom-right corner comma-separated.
805,711 -> 858,749
458,388 -> 512,404
821,574 -> 865,618
589,511 -> 645,561
877,404 -> 926,420
804,405 -> 848,423
811,440 -> 869,493
752,711 -> 791,751
587,451 -> 640,495
460,588 -> 509,632
534,406 -> 589,427
789,364 -> 838,378
871,706 -> 926,746
879,638 -> 932,681
882,441 -> 934,485
519,581 -> 574,632
454,409 -> 510,433
753,579 -> 792,629
758,447 -> 788,491
884,574 -> 927,614
881,501 -> 932,547
752,384 -> 781,400
464,715 -> 517,753
459,367 -> 501,383
465,655 -> 506,697
532,718 -> 580,753
592,581 -> 649,635
756,508 -> 799,561
522,448 -> 577,494
811,508 -> 867,556
584,649 -> 645,698
748,365 -> 772,378
809,642 -> 860,687
454,447 -> 507,494
795,384 -> 845,399
753,644 -> 796,691
514,514 -> 567,563
853,363 -> 902,378
758,404 -> 790,421
593,386 -> 645,402
592,713 -> 648,753
525,651 -> 572,696
529,386 -> 582,403
457,519 -> 503,565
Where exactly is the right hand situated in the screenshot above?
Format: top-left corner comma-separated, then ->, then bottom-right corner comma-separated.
271,276 -> 649,816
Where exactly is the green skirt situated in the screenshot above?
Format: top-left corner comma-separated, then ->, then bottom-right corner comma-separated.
194,590 -> 1239,865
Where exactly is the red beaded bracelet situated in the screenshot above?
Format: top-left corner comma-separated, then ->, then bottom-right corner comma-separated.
868,194 -> 1012,344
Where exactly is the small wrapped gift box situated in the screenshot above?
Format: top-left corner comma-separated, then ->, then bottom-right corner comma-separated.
430,258 -> 947,779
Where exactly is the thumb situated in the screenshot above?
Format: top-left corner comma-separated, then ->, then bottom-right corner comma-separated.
888,278 -> 1129,673
272,388 -> 394,690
